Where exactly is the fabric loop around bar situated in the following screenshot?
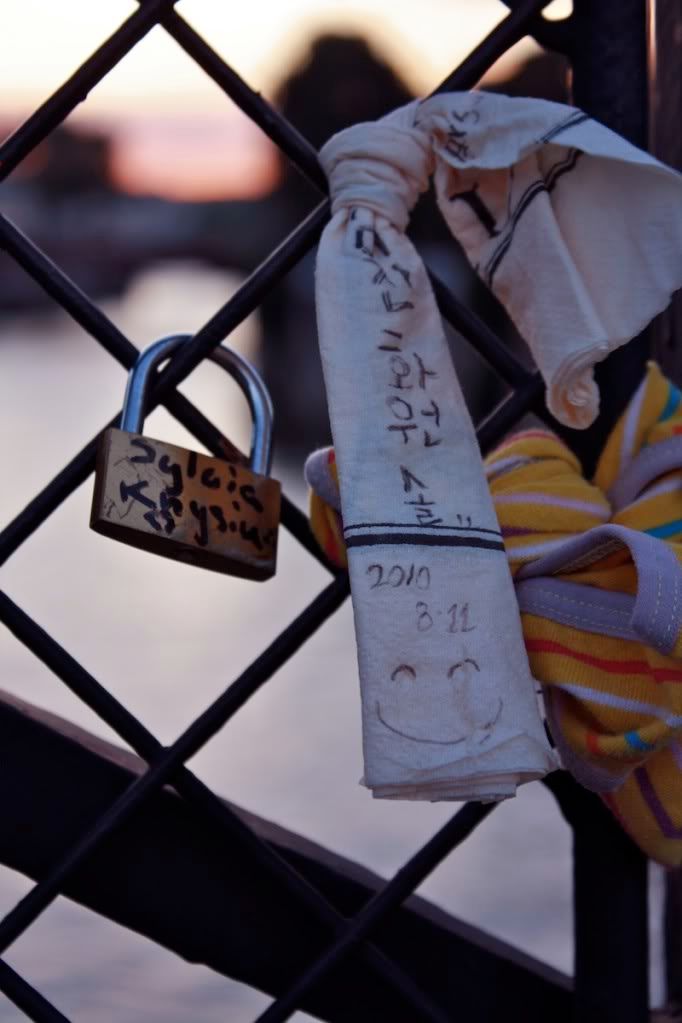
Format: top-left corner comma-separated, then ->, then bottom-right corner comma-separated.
320,110 -> 433,231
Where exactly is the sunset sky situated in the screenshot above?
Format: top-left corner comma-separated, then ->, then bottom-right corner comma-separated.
1,0 -> 570,199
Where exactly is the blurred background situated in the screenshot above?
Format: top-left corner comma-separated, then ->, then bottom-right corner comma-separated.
1,0 -> 575,453
0,1 -> 666,1020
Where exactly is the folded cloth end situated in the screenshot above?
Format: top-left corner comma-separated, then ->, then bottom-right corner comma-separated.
548,355 -> 602,429
361,733 -> 559,803
367,768 -> 553,802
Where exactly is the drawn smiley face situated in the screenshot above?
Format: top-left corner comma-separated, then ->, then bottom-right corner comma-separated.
375,657 -> 502,746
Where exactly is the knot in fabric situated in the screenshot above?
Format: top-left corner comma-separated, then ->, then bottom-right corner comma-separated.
319,92 -> 682,429
319,103 -> 434,232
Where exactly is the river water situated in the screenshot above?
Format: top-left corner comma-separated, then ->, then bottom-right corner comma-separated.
0,264 -> 664,1020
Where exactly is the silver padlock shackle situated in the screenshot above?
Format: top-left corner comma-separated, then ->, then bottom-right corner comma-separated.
120,333 -> 274,476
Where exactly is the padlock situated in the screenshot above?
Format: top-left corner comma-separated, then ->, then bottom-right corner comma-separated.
90,333 -> 281,581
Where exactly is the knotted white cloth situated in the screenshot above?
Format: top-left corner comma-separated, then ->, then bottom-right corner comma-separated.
314,93 -> 682,802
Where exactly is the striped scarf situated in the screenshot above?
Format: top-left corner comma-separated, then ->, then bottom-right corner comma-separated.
306,362 -> 682,865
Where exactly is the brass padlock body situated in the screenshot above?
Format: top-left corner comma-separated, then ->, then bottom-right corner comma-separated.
91,428 -> 280,580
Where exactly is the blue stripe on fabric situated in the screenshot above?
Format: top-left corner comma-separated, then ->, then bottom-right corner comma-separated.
625,730 -> 655,753
660,383 -> 682,422
645,519 -> 682,539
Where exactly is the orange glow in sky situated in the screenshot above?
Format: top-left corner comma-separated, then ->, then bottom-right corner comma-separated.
1,1 -> 571,200
107,114 -> 280,201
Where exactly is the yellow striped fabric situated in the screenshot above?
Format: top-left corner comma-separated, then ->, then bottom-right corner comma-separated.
307,363 -> 682,864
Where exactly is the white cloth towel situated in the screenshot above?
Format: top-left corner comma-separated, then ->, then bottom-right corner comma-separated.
427,93 -> 682,426
314,93 -> 682,802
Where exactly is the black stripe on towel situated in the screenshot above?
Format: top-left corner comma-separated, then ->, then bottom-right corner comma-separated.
345,532 -> 506,552
344,521 -> 503,537
485,149 -> 582,285
539,111 -> 589,144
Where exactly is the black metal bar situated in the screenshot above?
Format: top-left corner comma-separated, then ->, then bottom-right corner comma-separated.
118,0 -> 553,427
500,2 -> 576,55
0,403 -> 324,575
559,0 -> 651,475
157,8 -> 327,192
0,695 -> 572,1023
0,198 -> 536,570
476,372 -> 546,450
0,216 -> 138,364
254,802 -> 496,1023
665,869 -> 682,1012
428,270 -> 532,388
560,11 -> 652,1019
0,427 -> 104,567
648,0 -> 682,391
0,211 -> 538,573
0,416 -> 326,573
0,213 -> 225,453
281,493 -> 344,569
434,0 -> 553,93
160,0 -> 554,195
571,0 -> 648,147
0,0 -> 178,182
0,591 -> 449,1023
0,0 -> 659,1019
0,214 -> 327,570
0,253 -> 543,1014
95,218 -> 536,473
572,821 -> 648,1023
0,575 -> 349,955
137,203 -> 328,415
0,0 -> 545,574
0,960 -> 69,1023
149,0 -> 541,406
544,774 -> 649,1023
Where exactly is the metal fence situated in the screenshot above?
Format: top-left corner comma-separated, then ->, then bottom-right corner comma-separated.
0,1 -> 660,1020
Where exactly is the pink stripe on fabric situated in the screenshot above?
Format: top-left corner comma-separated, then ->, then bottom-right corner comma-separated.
628,474 -> 682,509
552,680 -> 682,728
507,537 -> 575,559
484,455 -> 533,479
494,430 -> 558,449
493,492 -> 610,517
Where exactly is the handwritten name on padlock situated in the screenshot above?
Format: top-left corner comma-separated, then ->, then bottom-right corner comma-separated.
90,334 -> 281,581
91,429 -> 280,580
